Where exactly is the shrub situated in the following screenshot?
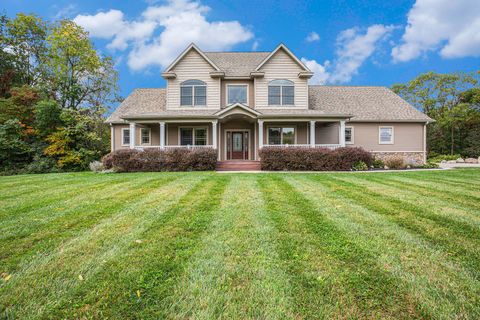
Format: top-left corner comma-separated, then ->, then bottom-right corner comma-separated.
384,156 -> 405,169
89,160 -> 104,172
428,154 -> 462,163
259,147 -> 372,171
352,161 -> 368,171
372,158 -> 384,169
102,148 -> 216,172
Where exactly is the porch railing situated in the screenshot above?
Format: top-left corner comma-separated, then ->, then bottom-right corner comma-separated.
262,144 -> 342,150
134,145 -> 215,151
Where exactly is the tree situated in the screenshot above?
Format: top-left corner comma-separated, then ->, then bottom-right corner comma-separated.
392,72 -> 480,156
46,20 -> 119,110
1,14 -> 48,88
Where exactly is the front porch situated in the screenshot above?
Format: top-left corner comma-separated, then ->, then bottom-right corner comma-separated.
122,117 -> 346,161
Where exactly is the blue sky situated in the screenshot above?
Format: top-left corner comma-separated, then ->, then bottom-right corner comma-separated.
3,0 -> 480,102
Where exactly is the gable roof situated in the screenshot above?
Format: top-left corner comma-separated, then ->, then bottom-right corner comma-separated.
164,43 -> 221,73
255,44 -> 310,72
204,52 -> 270,77
309,86 -> 433,122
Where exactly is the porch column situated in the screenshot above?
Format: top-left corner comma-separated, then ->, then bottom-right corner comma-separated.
212,120 -> 218,149
258,120 -> 264,149
310,120 -> 316,147
110,124 -> 115,152
129,122 -> 136,149
159,121 -> 166,148
339,120 -> 346,147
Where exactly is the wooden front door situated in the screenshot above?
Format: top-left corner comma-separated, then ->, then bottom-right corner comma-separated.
227,131 -> 249,160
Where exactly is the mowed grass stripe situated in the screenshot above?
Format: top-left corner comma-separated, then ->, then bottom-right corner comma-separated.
0,172 -> 127,201
258,175 -> 423,319
340,174 -> 480,227
0,174 -> 209,318
45,175 -> 230,319
316,175 -> 480,278
0,173 -> 157,227
383,174 -> 480,210
286,174 -> 480,319
0,175 -> 176,273
167,175 -> 294,319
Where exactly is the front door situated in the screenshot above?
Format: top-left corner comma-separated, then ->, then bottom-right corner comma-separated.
227,131 -> 249,160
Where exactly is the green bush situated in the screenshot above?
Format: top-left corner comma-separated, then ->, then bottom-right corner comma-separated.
352,161 -> 369,171
372,158 -> 384,168
428,154 -> 462,163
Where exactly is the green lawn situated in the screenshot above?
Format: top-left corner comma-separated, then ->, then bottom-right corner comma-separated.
1,169 -> 479,319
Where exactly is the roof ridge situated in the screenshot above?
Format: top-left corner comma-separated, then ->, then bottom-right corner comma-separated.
204,51 -> 270,54
309,85 -> 388,88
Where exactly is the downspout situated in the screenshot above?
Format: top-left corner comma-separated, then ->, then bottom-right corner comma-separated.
424,122 -> 428,164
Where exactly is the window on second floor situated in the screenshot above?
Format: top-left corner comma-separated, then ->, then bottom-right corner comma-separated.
180,80 -> 206,106
268,79 -> 294,106
227,84 -> 248,105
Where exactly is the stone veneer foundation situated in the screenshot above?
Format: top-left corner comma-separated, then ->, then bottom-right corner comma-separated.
372,152 -> 425,166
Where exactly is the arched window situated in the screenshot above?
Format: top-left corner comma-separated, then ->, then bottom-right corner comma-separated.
181,80 -> 206,106
268,79 -> 294,106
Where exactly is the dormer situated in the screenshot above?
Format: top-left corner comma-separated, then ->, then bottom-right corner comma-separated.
163,44 -> 222,110
253,44 -> 312,110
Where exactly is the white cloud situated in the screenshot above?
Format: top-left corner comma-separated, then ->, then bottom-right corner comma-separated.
331,24 -> 394,83
53,4 -> 78,19
305,31 -> 320,42
301,58 -> 330,84
74,10 -> 126,38
392,0 -> 480,62
252,40 -> 259,51
74,0 -> 253,71
303,24 -> 393,84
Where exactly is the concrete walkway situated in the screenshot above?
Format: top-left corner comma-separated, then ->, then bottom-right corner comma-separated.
439,163 -> 480,169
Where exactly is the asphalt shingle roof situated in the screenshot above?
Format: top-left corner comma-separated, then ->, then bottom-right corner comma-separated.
107,86 -> 433,123
204,52 -> 270,77
308,86 -> 432,122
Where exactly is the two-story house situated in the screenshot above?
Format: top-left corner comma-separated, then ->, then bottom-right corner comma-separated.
107,43 -> 433,168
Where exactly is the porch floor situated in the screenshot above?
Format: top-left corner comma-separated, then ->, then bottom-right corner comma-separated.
216,160 -> 261,171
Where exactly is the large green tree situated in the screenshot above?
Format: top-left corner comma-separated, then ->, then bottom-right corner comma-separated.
0,14 -> 119,174
392,72 -> 480,156
47,20 -> 119,110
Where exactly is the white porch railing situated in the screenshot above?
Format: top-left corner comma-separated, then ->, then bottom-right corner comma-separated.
262,144 -> 342,150
134,145 -> 215,151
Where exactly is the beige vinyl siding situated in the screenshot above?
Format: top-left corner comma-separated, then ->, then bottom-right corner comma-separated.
255,48 -> 309,109
166,50 -> 221,109
347,122 -> 424,151
316,122 -> 339,144
112,124 -> 160,151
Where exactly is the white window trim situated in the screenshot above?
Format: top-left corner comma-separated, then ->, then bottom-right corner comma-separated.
226,84 -> 249,106
121,128 -> 130,146
379,126 -> 394,144
345,126 -> 354,144
268,80 -> 295,107
180,82 -> 207,107
178,126 -> 209,146
266,125 -> 298,145
140,128 -> 151,146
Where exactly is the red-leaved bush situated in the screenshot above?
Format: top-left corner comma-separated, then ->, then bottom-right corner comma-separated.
259,147 -> 373,171
102,148 -> 217,172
